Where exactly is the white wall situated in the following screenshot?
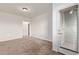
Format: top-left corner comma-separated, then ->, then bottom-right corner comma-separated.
0,12 -> 30,41
52,3 -> 77,51
31,13 -> 52,42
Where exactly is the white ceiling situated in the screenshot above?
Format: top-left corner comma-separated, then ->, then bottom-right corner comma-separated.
53,3 -> 77,9
0,3 -> 52,19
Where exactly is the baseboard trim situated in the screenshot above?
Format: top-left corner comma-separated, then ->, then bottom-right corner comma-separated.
57,52 -> 65,55
30,36 -> 52,42
60,47 -> 78,53
0,36 -> 23,42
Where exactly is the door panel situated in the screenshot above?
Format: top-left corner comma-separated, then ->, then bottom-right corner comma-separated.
60,5 -> 78,52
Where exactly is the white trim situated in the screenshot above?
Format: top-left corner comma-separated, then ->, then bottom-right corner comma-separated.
30,35 -> 52,42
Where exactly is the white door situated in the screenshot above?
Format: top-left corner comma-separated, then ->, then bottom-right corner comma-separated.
60,5 -> 78,52
23,21 -> 30,37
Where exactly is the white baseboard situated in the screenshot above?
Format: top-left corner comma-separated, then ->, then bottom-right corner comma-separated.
0,36 -> 22,42
30,35 -> 52,42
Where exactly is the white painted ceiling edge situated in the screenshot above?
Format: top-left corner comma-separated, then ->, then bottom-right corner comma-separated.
53,3 -> 77,10
0,3 -> 52,21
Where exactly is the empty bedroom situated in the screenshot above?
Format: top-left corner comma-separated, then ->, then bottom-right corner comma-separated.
0,3 -> 54,55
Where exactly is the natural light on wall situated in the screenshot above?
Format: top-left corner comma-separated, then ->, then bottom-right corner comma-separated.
23,21 -> 30,24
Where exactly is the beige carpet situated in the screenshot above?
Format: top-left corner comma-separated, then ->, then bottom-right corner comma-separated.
0,37 -> 60,55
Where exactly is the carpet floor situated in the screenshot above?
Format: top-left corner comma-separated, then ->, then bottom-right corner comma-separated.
0,37 -> 60,55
